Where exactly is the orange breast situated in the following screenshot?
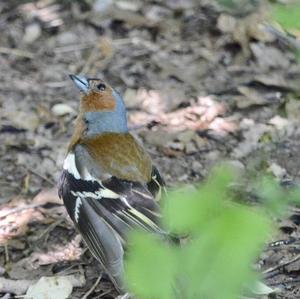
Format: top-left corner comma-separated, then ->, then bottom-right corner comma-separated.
80,133 -> 152,183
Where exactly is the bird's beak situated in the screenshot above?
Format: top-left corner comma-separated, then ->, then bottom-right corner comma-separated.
69,74 -> 89,93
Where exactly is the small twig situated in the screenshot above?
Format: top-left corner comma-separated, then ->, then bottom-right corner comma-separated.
0,47 -> 34,59
82,276 -> 102,299
276,277 -> 300,285
97,289 -> 114,298
31,219 -> 64,242
4,245 -> 9,263
263,253 -> 300,279
54,43 -> 94,53
56,262 -> 86,276
26,167 -> 55,186
263,24 -> 300,50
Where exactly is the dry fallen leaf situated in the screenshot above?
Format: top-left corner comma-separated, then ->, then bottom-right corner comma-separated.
250,281 -> 277,296
25,276 -> 73,299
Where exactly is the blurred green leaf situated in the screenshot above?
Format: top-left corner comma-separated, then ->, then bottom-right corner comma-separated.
162,186 -> 201,234
271,3 -> 300,30
287,185 -> 300,206
180,206 -> 269,299
295,50 -> 300,61
257,176 -> 287,216
163,165 -> 237,234
125,231 -> 177,299
125,165 -> 273,299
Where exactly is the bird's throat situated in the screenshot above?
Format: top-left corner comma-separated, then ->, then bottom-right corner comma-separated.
84,111 -> 128,136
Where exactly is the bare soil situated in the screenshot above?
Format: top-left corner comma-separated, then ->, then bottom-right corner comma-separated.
1,0 -> 300,298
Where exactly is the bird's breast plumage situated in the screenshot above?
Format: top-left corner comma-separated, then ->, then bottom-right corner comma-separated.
79,133 -> 152,183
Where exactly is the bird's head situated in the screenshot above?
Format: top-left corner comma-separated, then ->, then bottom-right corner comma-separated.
69,74 -> 128,135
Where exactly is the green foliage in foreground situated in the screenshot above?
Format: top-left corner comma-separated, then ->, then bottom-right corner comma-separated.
271,2 -> 300,60
271,2 -> 300,31
125,166 -> 272,299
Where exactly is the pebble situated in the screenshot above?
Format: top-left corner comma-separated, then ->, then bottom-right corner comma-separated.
192,160 -> 203,173
51,103 -> 75,116
56,32 -> 78,46
23,22 -> 41,44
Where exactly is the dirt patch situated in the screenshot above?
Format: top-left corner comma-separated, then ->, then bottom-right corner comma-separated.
1,0 -> 300,298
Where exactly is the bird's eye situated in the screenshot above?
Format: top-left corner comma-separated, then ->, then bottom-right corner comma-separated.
97,83 -> 106,91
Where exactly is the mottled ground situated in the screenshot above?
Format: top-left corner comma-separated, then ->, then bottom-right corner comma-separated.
1,0 -> 300,298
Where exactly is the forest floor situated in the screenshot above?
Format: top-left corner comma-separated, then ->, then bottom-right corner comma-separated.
1,0 -> 300,298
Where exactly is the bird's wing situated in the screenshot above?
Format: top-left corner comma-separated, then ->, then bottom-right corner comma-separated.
97,175 -> 165,236
59,171 -> 124,291
59,149 -> 171,289
59,127 -> 172,285
147,166 -> 167,201
60,150 -> 168,243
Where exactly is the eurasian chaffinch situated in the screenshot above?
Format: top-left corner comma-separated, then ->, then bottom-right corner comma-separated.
58,75 -> 167,295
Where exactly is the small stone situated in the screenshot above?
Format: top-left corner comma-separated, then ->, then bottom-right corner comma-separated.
23,23 -> 41,44
178,174 -> 189,182
185,142 -> 197,154
26,276 -> 73,299
250,43 -> 290,70
123,88 -> 139,108
177,130 -> 195,144
192,160 -> 203,173
93,0 -> 113,12
56,32 -> 78,46
286,100 -> 300,120
51,103 -> 75,116
269,115 -> 290,130
217,14 -> 237,33
0,266 -> 5,275
206,151 -> 220,161
268,163 -> 287,179
193,134 -> 207,149
144,130 -> 175,147
115,1 -> 141,11
168,141 -> 185,151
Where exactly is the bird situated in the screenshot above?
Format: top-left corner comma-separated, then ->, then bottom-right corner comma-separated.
58,74 -> 169,295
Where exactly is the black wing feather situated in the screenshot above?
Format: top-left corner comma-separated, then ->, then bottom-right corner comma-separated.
147,166 -> 166,200
58,164 -> 169,291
